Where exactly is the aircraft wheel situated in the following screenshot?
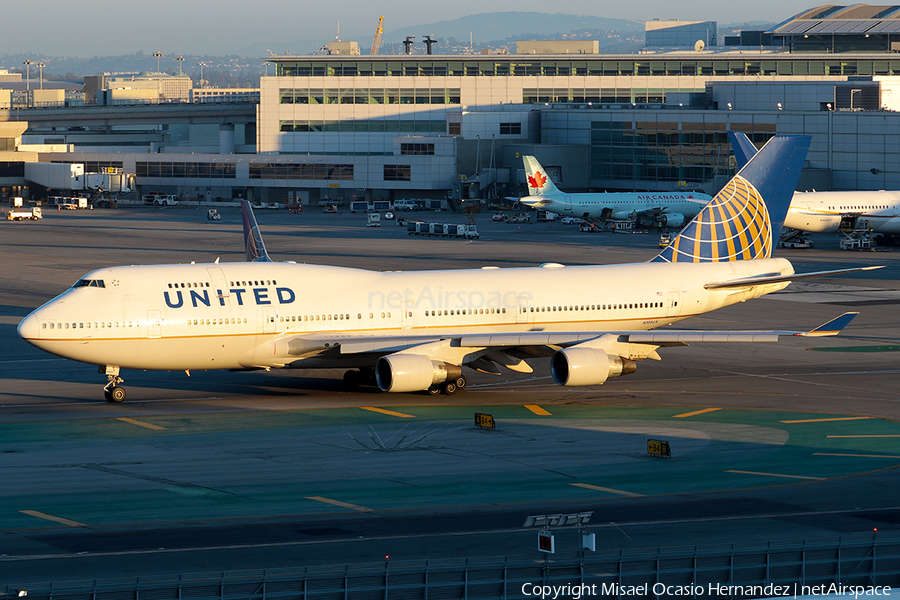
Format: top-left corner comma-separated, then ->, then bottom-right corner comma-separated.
426,384 -> 442,396
104,389 -> 112,402
343,370 -> 361,388
454,376 -> 468,391
442,381 -> 458,395
107,387 -> 126,403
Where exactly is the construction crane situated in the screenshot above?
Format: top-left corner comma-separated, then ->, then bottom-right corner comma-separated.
371,16 -> 384,55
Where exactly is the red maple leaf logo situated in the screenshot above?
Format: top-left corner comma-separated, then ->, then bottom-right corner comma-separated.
527,171 -> 547,189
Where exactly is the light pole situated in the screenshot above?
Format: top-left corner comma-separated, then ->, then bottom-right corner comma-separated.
198,62 -> 207,89
153,51 -> 163,102
23,60 -> 32,93
37,62 -> 45,90
176,55 -> 184,76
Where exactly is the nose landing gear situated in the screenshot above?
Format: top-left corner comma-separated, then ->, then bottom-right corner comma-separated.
100,365 -> 126,403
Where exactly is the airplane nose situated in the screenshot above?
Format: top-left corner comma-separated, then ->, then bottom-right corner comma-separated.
17,313 -> 40,342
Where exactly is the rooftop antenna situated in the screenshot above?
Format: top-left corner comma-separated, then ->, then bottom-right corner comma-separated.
403,36 -> 415,54
423,35 -> 437,55
335,21 -> 340,42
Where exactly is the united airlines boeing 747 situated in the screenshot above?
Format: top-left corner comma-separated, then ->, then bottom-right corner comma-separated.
18,135 -> 875,402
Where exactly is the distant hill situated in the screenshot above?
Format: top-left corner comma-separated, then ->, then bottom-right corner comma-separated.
237,11 -> 645,56
383,12 -> 643,43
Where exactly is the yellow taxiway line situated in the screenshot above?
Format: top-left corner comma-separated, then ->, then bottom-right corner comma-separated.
20,510 -> 87,527
673,408 -> 721,418
570,483 -> 643,497
305,496 -> 374,512
827,435 -> 900,438
725,470 -> 824,481
360,407 -> 415,418
814,453 -> 900,459
116,417 -> 167,430
780,417 -> 874,424
524,405 -> 552,416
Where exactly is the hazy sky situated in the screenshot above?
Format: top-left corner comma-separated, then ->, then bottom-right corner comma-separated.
10,0 -> 817,57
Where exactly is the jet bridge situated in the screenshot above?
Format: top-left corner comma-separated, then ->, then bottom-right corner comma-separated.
24,162 -> 131,194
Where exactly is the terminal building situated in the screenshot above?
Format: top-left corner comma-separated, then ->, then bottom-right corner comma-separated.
6,4 -> 900,205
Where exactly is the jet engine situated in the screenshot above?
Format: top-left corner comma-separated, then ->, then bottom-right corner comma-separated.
375,353 -> 461,393
656,213 -> 685,228
550,347 -> 637,386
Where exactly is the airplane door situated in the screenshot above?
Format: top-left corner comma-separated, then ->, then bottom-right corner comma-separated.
147,309 -> 162,338
516,295 -> 531,324
665,292 -> 680,318
401,301 -> 415,330
261,306 -> 276,334
207,267 -> 230,301
563,197 -> 574,214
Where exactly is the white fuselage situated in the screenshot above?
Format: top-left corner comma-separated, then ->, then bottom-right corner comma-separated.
785,190 -> 900,233
520,191 -> 710,222
17,258 -> 793,372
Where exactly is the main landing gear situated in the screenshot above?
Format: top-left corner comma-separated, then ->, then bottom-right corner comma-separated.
344,369 -> 468,395
101,365 -> 126,403
343,368 -> 377,388
426,376 -> 467,396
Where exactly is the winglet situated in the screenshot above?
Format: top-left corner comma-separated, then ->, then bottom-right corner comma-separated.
728,131 -> 759,170
241,200 -> 272,262
799,312 -> 859,337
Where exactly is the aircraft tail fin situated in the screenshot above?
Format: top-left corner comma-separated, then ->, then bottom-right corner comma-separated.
241,200 -> 273,262
728,131 -> 759,170
652,134 -> 810,263
522,155 -> 561,196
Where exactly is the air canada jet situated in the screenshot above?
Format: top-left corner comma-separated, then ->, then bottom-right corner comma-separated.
730,131 -> 900,245
18,135 -> 878,402
519,155 -> 712,228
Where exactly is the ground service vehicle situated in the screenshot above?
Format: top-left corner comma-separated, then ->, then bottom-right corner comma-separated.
142,194 -> 178,206
7,207 -> 42,220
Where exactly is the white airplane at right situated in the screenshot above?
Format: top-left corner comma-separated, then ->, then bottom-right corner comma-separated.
730,131 -> 900,246
519,155 -> 712,228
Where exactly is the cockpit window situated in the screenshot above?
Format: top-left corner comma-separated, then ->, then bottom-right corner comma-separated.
73,279 -> 106,288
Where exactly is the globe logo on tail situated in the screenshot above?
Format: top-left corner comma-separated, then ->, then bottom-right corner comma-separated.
655,175 -> 772,263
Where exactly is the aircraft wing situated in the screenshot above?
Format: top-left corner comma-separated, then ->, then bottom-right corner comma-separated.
633,206 -> 668,217
273,312 -> 859,368
703,265 -> 884,290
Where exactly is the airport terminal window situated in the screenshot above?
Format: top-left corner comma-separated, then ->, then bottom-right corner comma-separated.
279,119 -> 445,134
137,162 -> 236,179
384,165 -> 411,182
249,163 -> 353,180
500,123 -> 522,135
400,143 -> 434,156
279,88 -> 459,105
0,162 -> 25,177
